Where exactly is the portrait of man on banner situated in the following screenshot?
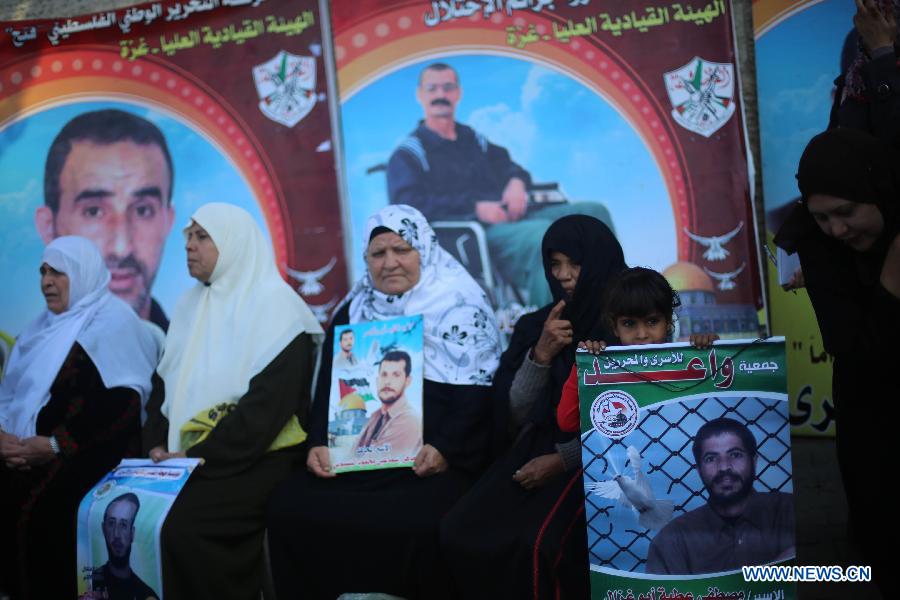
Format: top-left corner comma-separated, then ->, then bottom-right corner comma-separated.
385,61 -> 617,311
341,55 -> 677,322
35,109 -> 176,330
644,417 -> 795,575
577,339 -> 795,593
0,101 -> 271,340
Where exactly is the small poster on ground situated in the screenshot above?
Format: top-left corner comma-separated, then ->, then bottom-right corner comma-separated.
328,314 -> 424,473
76,458 -> 201,599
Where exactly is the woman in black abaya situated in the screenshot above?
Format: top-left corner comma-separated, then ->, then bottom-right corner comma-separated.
441,214 -> 627,599
776,128 -> 899,592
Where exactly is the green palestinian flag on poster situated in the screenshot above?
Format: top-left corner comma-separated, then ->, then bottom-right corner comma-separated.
577,338 -> 797,599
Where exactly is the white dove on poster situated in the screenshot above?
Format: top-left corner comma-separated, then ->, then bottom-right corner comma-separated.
584,445 -> 674,530
703,263 -> 746,291
285,256 -> 337,296
683,221 -> 744,261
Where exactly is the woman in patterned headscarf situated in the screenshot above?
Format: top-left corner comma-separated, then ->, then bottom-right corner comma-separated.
267,204 -> 501,599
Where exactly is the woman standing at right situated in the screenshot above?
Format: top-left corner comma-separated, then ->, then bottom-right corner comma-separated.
776,127 -> 899,590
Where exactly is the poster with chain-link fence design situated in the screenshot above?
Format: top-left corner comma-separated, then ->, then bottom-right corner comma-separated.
577,338 -> 797,599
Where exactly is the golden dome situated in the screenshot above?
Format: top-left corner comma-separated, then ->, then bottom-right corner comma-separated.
339,393 -> 366,411
662,261 -> 715,292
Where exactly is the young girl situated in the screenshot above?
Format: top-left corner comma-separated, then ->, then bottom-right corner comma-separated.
556,267 -> 718,432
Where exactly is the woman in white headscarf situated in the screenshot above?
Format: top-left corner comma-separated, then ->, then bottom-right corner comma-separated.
0,236 -> 158,600
267,204 -> 502,600
142,203 -> 322,600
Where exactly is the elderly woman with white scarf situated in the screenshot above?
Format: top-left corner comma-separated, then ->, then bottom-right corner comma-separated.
142,203 -> 322,600
267,204 -> 502,600
0,236 -> 158,600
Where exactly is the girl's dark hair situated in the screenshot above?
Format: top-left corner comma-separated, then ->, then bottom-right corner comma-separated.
602,267 -> 681,330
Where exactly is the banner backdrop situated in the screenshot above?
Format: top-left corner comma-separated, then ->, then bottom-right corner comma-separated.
0,0 -> 345,341
577,338 -> 795,599
331,0 -> 764,336
752,0 -> 851,436
76,458 -> 201,598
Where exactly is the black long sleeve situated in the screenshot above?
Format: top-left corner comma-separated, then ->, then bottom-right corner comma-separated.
143,334 -> 314,478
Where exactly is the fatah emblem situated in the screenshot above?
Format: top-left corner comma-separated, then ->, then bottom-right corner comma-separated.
683,221 -> 744,261
704,263 -> 746,291
664,57 -> 736,137
252,50 -> 316,127
285,256 -> 337,296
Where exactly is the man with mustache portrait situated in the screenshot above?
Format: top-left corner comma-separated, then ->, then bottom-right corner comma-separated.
386,62 -> 614,308
35,109 -> 175,330
351,350 -> 423,460
644,418 -> 795,575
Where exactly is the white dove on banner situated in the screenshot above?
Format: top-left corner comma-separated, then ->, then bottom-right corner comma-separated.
683,221 -> 744,261
585,445 -> 674,531
306,297 -> 337,323
285,256 -> 337,296
703,263 -> 746,291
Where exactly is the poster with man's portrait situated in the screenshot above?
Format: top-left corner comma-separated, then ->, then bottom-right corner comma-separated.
0,0 -> 345,345
576,338 -> 797,599
328,315 -> 424,473
76,458 -> 200,599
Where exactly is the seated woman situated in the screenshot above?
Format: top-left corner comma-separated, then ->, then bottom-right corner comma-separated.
0,236 -> 158,600
775,127 -> 899,589
143,203 -> 322,599
441,215 -> 627,599
267,204 -> 502,600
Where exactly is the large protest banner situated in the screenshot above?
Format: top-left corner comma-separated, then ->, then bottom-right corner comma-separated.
577,338 -> 795,599
0,0 -> 345,344
76,458 -> 201,598
751,0 -> 850,436
331,0 -> 765,336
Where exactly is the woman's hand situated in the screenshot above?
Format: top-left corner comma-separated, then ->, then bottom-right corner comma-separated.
149,446 -> 186,463
854,0 -> 897,53
413,444 -> 448,477
881,233 -> 900,299
578,340 -> 607,354
1,430 -> 21,456
512,452 -> 565,490
781,267 -> 805,291
689,333 -> 720,349
533,300 -> 573,365
2,435 -> 56,469
307,445 -> 335,478
1,431 -> 27,469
